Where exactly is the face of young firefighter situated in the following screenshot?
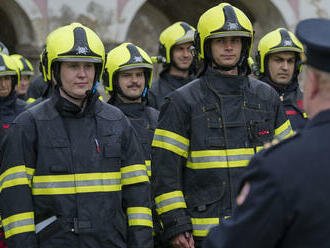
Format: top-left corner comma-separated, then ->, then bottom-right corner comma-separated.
0,75 -> 12,97
171,42 -> 194,71
210,36 -> 242,67
117,68 -> 146,101
15,75 -> 31,95
268,51 -> 296,85
59,61 -> 95,99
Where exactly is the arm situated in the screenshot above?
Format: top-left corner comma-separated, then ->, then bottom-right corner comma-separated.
151,97 -> 193,242
274,98 -> 294,140
0,113 -> 38,248
121,119 -> 153,248
203,155 -> 286,248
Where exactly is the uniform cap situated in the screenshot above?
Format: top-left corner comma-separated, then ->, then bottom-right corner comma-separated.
295,18 -> 330,72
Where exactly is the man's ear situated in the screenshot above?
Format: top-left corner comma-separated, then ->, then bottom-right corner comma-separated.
309,69 -> 320,100
51,69 -> 57,86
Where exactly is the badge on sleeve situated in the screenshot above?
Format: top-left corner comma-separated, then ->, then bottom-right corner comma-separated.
236,182 -> 250,206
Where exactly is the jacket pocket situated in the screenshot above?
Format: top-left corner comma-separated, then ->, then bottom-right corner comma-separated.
249,119 -> 274,145
185,184 -> 225,213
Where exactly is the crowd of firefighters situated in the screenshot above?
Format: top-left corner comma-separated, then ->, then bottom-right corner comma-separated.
0,2 -> 324,248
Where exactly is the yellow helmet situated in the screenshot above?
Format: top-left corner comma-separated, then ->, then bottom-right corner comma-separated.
103,42 -> 153,94
0,53 -> 20,87
257,28 -> 304,75
158,21 -> 195,64
42,22 -> 105,84
196,3 -> 253,64
10,54 -> 34,76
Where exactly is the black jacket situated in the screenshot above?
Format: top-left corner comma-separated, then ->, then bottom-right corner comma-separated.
148,72 -> 194,110
261,78 -> 307,130
0,92 -> 153,248
0,92 -> 26,143
111,99 -> 159,176
151,68 -> 292,245
204,109 -> 330,248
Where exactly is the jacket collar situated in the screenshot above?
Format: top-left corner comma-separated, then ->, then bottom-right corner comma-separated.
305,109 -> 330,130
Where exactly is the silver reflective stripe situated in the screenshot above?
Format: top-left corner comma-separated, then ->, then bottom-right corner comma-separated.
153,134 -> 189,152
121,170 -> 147,180
128,213 -> 152,221
156,196 -> 185,209
35,216 -> 57,234
0,172 -> 26,188
275,126 -> 292,140
3,218 -> 34,233
193,223 -> 219,231
188,154 -> 253,163
33,179 -> 121,188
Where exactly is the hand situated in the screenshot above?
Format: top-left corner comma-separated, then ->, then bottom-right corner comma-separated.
171,232 -> 195,248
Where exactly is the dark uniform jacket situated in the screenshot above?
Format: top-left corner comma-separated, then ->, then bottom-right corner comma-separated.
0,92 -> 153,248
151,67 -> 292,246
204,109 -> 330,248
148,72 -> 194,110
0,92 -> 26,143
262,78 -> 307,130
111,99 -> 159,177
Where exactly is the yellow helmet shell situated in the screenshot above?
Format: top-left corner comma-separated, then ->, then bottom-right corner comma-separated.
197,2 -> 253,60
44,22 -> 105,82
159,21 -> 195,64
10,54 -> 34,76
104,42 -> 153,94
257,28 -> 304,74
0,53 -> 20,86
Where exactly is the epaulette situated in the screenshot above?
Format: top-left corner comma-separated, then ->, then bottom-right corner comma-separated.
262,131 -> 301,156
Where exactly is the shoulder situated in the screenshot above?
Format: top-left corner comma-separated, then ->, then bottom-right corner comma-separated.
26,98 -> 58,120
248,76 -> 280,101
95,100 -> 126,121
170,78 -> 203,102
145,105 -> 160,119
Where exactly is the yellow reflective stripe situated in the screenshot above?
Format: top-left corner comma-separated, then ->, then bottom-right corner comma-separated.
191,218 -> 219,237
186,148 -> 255,169
303,112 -> 307,118
152,129 -> 190,158
274,120 -> 293,140
32,172 -> 121,195
127,207 -> 153,227
0,165 -> 29,192
256,146 -> 264,153
26,97 -> 36,103
26,167 -> 35,187
155,191 -> 187,215
121,164 -> 149,185
145,160 -> 151,177
3,212 -> 35,238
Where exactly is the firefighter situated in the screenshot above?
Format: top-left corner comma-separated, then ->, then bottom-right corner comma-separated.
104,42 -> 159,178
104,42 -> 162,246
151,3 -> 293,248
204,18 -> 330,248
0,53 -> 26,141
10,54 -> 35,103
256,28 -> 307,130
148,21 -> 196,110
0,23 -> 153,248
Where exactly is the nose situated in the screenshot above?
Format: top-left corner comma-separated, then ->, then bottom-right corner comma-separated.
77,65 -> 88,77
182,48 -> 191,57
281,61 -> 289,70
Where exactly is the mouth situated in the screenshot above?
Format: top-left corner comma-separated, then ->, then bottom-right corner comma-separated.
75,82 -> 88,86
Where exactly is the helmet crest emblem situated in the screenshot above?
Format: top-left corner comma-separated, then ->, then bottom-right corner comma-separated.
283,40 -> 293,47
76,46 -> 88,55
133,56 -> 143,63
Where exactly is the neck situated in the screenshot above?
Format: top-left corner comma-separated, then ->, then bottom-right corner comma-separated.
169,66 -> 190,78
117,94 -> 142,103
215,66 -> 238,76
59,88 -> 86,108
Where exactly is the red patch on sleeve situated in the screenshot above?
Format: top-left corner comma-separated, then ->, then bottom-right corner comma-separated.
2,124 -> 10,129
